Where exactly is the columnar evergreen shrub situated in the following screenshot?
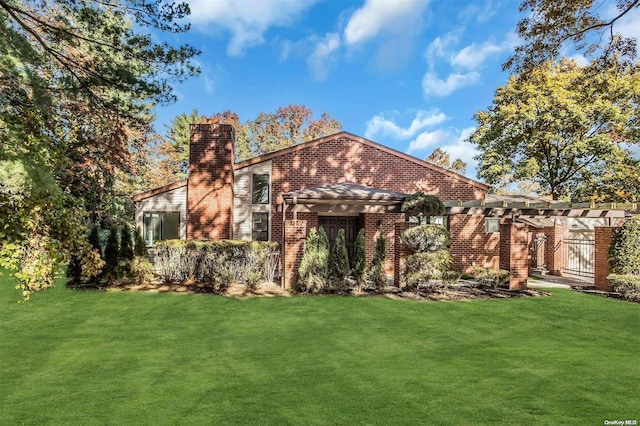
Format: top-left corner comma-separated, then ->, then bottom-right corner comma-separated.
134,228 -> 148,257
352,229 -> 366,288
297,227 -> 329,292
329,228 -> 350,290
120,225 -> 134,261
88,225 -> 102,255
368,232 -> 387,291
103,227 -> 119,278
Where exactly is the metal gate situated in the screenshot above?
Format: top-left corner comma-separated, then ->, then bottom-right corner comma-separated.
563,238 -> 595,278
529,234 -> 548,274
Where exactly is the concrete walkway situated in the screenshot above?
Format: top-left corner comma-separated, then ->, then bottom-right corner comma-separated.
527,273 -> 593,289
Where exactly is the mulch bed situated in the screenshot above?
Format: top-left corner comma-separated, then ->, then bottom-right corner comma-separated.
381,285 -> 551,302
571,286 -> 639,303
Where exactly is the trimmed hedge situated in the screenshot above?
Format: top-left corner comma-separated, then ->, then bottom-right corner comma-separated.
607,274 -> 640,302
609,216 -> 640,275
400,225 -> 450,253
470,267 -> 510,289
154,240 -> 279,291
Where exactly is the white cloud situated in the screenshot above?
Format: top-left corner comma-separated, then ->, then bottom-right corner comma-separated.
425,30 -> 462,70
608,4 -> 640,41
365,110 -> 447,140
451,39 -> 513,70
344,0 -> 430,46
422,71 -> 480,97
307,33 -> 341,81
188,0 -> 317,56
407,129 -> 451,152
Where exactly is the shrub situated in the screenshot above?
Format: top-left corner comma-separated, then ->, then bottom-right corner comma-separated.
400,224 -> 450,253
607,274 -> 640,302
262,245 -> 280,285
609,216 -> 640,275
130,256 -> 153,284
120,224 -> 134,262
103,227 -> 120,278
403,251 -> 452,289
88,225 -> 102,256
329,228 -> 350,290
470,267 -> 510,289
134,228 -> 148,257
351,229 -> 366,288
298,227 -> 329,292
401,192 -> 444,224
368,232 -> 387,291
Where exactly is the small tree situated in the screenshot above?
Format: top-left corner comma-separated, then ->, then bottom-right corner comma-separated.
352,229 -> 366,289
329,228 -> 350,290
103,227 -> 120,278
297,227 -> 329,292
120,224 -> 134,262
88,225 -> 102,256
368,232 -> 387,291
134,228 -> 149,257
401,192 -> 445,224
609,216 -> 640,275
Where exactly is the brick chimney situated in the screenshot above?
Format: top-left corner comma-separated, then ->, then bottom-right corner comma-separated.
187,123 -> 235,240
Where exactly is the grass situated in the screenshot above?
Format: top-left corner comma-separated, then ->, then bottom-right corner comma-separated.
1,274 -> 639,425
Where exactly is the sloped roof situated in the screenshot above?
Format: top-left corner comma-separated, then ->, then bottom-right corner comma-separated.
282,182 -> 409,203
234,131 -> 489,191
131,180 -> 187,202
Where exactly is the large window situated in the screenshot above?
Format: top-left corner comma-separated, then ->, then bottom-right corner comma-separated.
252,174 -> 269,204
252,212 -> 269,241
485,218 -> 500,233
143,212 -> 180,246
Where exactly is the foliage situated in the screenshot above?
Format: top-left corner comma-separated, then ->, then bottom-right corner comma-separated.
297,227 -> 330,292
329,229 -> 350,290
104,227 -> 120,277
425,148 -> 467,175
401,193 -> 445,224
0,0 -> 199,296
134,228 -> 148,258
506,0 -> 639,74
400,225 -> 450,253
129,256 -> 153,285
120,225 -> 134,262
608,216 -> 640,275
471,59 -> 640,201
403,251 -> 453,289
470,267 -> 511,289
88,225 -> 103,255
368,232 -> 387,292
153,240 -> 279,292
607,274 -> 640,302
352,229 -> 367,288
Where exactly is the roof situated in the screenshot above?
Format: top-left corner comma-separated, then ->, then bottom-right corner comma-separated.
234,131 -> 489,191
131,180 -> 187,202
282,182 -> 409,204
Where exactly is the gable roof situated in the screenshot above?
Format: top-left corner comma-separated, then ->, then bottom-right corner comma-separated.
234,131 -> 488,191
131,179 -> 187,202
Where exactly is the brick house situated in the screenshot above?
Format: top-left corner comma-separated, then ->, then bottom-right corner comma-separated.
132,123 -> 503,288
132,123 -> 629,289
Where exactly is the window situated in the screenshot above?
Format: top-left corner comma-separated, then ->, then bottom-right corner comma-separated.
485,218 -> 500,233
252,212 -> 269,241
143,212 -> 180,246
252,174 -> 269,204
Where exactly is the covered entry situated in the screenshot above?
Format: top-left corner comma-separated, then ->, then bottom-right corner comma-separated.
319,216 -> 358,260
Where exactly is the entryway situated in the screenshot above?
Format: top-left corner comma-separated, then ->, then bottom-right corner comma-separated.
319,216 -> 358,260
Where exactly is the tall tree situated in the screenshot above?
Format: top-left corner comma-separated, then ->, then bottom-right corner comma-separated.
0,0 -> 199,298
425,148 -> 467,175
506,0 -> 639,74
164,109 -> 207,177
470,58 -> 640,201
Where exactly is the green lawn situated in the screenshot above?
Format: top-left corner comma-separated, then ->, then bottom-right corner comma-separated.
1,274 -> 638,425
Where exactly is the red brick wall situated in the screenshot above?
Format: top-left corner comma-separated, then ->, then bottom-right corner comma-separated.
499,221 -> 530,290
543,225 -> 569,276
283,219 -> 307,289
594,227 -> 614,291
449,214 -> 500,273
187,124 -> 234,240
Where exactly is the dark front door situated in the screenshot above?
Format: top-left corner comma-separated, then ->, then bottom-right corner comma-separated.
319,216 -> 358,262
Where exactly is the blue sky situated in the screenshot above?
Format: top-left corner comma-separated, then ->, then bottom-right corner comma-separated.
153,0 -> 639,178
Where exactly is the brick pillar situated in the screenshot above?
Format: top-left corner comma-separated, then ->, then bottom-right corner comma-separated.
284,219 -> 307,289
499,221 -> 530,290
594,227 -> 615,291
543,225 -> 569,276
187,123 -> 235,240
394,222 -> 414,287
